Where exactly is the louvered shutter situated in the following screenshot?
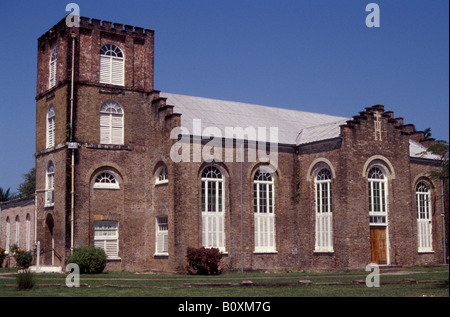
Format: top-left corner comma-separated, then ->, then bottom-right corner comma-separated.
47,116 -> 55,147
111,58 -> 124,86
99,55 -> 111,84
111,114 -> 123,144
49,61 -> 56,88
99,113 -> 111,144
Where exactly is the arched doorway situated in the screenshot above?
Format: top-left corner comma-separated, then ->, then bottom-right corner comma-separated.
44,213 -> 55,266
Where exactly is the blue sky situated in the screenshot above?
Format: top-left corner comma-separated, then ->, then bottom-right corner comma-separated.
0,0 -> 448,193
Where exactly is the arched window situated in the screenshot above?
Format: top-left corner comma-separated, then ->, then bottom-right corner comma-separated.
100,100 -> 124,145
99,43 -> 124,86
155,166 -> 168,185
49,45 -> 57,88
200,166 -> 225,251
26,214 -> 31,251
45,161 -> 55,206
5,217 -> 10,252
416,181 -> 432,252
93,171 -> 120,189
46,104 -> 55,148
253,168 -> 276,253
368,166 -> 387,225
15,216 -> 20,247
315,168 -> 333,252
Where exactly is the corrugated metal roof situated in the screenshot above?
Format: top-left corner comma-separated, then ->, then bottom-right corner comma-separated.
161,92 -> 348,145
160,92 -> 441,161
409,140 -> 442,160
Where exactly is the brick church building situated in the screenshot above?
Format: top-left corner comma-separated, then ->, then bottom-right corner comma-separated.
1,16 -> 447,272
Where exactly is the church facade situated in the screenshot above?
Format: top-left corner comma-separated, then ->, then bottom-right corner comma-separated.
2,16 -> 446,273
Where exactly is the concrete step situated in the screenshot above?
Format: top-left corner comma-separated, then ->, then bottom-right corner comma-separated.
28,266 -> 62,273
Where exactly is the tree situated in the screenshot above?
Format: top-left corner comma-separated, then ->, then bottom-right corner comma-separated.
17,167 -> 35,198
0,187 -> 14,202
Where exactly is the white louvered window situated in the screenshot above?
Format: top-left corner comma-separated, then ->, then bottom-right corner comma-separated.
94,221 -> 119,259
201,166 -> 225,252
46,104 -> 55,148
26,214 -> 31,251
99,100 -> 124,145
253,168 -> 276,253
93,171 -> 120,189
315,168 -> 333,252
49,45 -> 57,89
99,44 -> 124,86
45,161 -> 55,207
5,217 -> 10,252
15,216 -> 20,247
155,216 -> 169,255
368,167 -> 387,225
416,182 -> 433,252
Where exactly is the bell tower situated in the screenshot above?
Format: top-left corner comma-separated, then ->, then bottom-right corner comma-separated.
34,16 -> 157,267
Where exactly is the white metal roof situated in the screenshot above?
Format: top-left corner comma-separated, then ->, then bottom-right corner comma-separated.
161,92 -> 348,145
160,92 -> 441,161
409,140 -> 442,160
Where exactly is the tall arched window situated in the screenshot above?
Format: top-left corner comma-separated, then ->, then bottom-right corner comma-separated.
45,161 -> 55,206
49,45 -> 57,89
200,166 -> 225,251
315,168 -> 333,252
368,166 -> 387,225
99,43 -> 124,86
46,104 -> 55,148
15,216 -> 20,247
416,181 -> 432,252
26,214 -> 31,251
253,168 -> 276,253
5,217 -> 10,252
100,100 -> 124,145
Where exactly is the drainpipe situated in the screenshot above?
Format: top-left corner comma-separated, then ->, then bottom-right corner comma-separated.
69,31 -> 76,254
441,178 -> 447,264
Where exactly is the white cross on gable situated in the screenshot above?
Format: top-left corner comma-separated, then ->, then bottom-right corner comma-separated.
374,112 -> 382,141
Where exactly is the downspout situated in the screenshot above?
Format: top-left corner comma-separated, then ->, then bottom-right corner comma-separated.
441,178 -> 447,264
70,32 -> 76,254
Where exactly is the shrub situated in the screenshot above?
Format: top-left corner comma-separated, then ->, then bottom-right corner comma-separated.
15,249 -> 33,269
67,246 -> 107,274
16,270 -> 35,290
0,248 -> 5,267
186,247 -> 222,275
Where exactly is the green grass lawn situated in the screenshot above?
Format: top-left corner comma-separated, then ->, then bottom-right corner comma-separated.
0,266 -> 448,297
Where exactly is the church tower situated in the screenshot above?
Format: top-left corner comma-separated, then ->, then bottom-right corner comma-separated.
34,16 -> 177,269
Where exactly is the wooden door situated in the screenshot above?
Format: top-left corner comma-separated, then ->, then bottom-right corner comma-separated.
370,227 -> 387,264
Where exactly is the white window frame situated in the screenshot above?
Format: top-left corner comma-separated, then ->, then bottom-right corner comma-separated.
416,182 -> 433,252
155,216 -> 169,256
49,45 -> 57,89
155,166 -> 168,185
46,104 -> 55,148
253,168 -> 276,253
93,171 -> 120,189
314,168 -> 333,252
368,166 -> 388,226
26,214 -> 31,251
45,161 -> 55,207
100,100 -> 124,145
94,221 -> 119,259
99,43 -> 124,86
15,216 -> 20,247
201,166 -> 225,252
5,217 -> 10,253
